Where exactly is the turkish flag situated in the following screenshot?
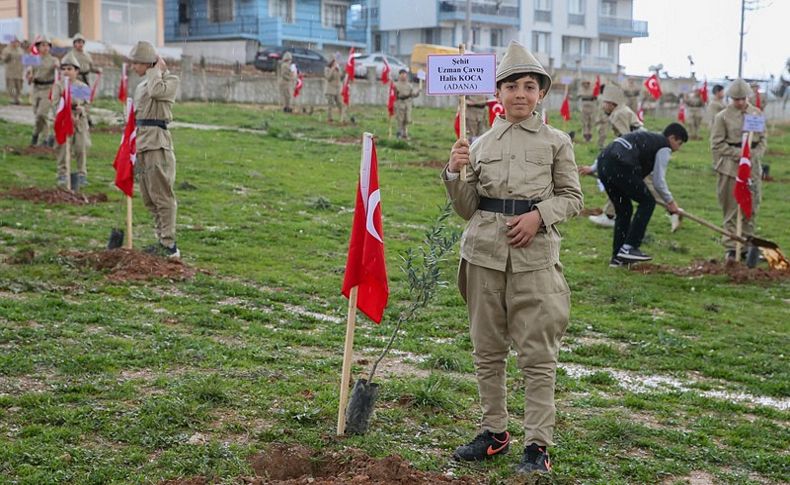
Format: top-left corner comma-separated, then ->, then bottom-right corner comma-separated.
90,72 -> 102,102
293,73 -> 304,97
644,74 -> 662,100
637,101 -> 644,122
112,98 -> 137,197
699,80 -> 708,104
542,108 -> 549,125
118,63 -> 128,104
341,76 -> 350,106
387,82 -> 396,117
30,35 -> 41,55
345,47 -> 355,81
592,75 -> 601,98
755,91 -> 762,109
734,132 -> 753,219
487,99 -> 505,126
677,100 -> 686,123
54,78 -> 74,145
454,110 -> 461,138
560,95 -> 571,121
381,58 -> 391,84
341,134 -> 389,323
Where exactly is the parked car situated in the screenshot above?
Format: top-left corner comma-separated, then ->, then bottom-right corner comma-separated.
254,46 -> 327,74
352,53 -> 410,82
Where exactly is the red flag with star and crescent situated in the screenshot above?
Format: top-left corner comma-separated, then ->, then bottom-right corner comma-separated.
381,58 -> 391,84
112,98 -> 137,197
387,82 -> 396,117
560,94 -> 571,121
345,47 -> 355,81
487,99 -> 505,126
734,132 -> 753,219
293,73 -> 304,97
644,74 -> 662,100
699,80 -> 708,104
341,76 -> 350,106
341,133 -> 389,323
118,63 -> 128,104
592,75 -> 601,98
54,78 -> 74,145
677,100 -> 686,123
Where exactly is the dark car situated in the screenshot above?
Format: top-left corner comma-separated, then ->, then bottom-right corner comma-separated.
253,46 -> 328,74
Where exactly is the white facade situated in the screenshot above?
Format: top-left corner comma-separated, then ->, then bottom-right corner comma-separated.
522,0 -> 647,73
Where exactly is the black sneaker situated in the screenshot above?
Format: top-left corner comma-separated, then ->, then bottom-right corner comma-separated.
617,246 -> 652,262
609,256 -> 628,268
516,443 -> 552,475
452,430 -> 510,461
143,243 -> 180,258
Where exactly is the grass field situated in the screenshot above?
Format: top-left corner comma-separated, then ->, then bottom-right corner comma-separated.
1,94 -> 788,484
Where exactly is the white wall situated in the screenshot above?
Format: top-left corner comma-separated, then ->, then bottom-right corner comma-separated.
379,0 -> 437,30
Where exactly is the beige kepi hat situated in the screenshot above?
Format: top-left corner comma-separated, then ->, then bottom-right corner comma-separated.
726,79 -> 751,99
599,82 -> 627,106
60,51 -> 81,70
496,40 -> 552,95
128,41 -> 157,64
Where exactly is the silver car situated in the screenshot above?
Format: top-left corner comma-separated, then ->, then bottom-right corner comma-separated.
352,53 -> 409,82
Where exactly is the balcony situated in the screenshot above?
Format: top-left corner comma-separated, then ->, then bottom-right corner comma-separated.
534,9 -> 551,23
169,17 -> 260,41
561,53 -> 617,72
438,1 -> 520,27
598,16 -> 648,38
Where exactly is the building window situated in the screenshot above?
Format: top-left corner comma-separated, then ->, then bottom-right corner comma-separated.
208,0 -> 233,23
101,0 -> 158,46
568,0 -> 585,25
532,31 -> 551,54
323,1 -> 348,29
490,28 -> 503,47
600,0 -> 617,17
178,0 -> 191,24
424,28 -> 442,45
272,0 -> 295,24
472,27 -> 480,47
534,0 -> 551,22
562,36 -> 591,55
599,39 -> 614,58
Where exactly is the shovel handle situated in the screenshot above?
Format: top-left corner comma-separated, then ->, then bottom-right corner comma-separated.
654,201 -> 749,244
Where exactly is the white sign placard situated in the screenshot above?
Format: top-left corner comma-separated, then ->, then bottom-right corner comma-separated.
416,69 -> 426,81
71,85 -> 92,101
22,55 -> 41,66
560,76 -> 573,85
426,54 -> 496,96
743,114 -> 766,133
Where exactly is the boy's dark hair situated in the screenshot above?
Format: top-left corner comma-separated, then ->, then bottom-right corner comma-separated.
399,68 -> 408,74
663,122 -> 688,142
496,72 -> 547,90
712,84 -> 724,94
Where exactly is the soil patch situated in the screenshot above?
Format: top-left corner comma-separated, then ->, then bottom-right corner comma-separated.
409,160 -> 447,169
64,249 -> 196,281
4,145 -> 55,157
631,259 -> 790,284
2,187 -> 109,205
579,207 -> 603,216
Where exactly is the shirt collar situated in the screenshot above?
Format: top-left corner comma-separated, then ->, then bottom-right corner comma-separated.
492,112 -> 543,139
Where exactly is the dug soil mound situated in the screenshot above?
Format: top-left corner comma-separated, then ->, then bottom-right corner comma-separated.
4,145 -> 55,157
631,259 -> 790,284
161,444 -> 482,485
2,187 -> 108,205
65,249 -> 196,281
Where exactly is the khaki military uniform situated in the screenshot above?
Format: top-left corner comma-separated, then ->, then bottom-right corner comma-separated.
72,49 -> 99,86
707,98 -> 726,127
623,88 -> 640,113
324,65 -> 344,121
1,44 -> 24,104
134,67 -> 180,248
30,53 -> 59,144
710,103 -> 766,250
609,104 -> 642,136
465,94 -> 488,139
685,92 -> 704,139
394,80 -> 419,139
596,102 -> 608,150
278,58 -> 295,111
444,114 -> 583,445
577,82 -> 596,141
51,78 -> 91,181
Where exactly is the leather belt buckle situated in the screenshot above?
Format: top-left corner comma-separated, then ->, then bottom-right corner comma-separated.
502,199 -> 516,216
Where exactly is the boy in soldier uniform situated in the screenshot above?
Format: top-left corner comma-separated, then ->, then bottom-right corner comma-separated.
26,36 -> 59,147
465,94 -> 488,140
71,33 -> 102,86
129,41 -> 181,258
443,40 -> 583,476
278,51 -> 295,113
577,79 -> 596,142
52,52 -> 91,188
324,58 -> 344,122
394,69 -> 420,140
710,79 -> 767,261
1,37 -> 24,104
707,84 -> 726,127
685,89 -> 704,140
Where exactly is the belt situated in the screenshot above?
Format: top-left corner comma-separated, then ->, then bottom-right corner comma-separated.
728,141 -> 759,149
478,196 -> 539,216
33,80 -> 54,85
136,119 -> 169,129
580,97 -> 596,101
397,96 -> 411,100
467,104 -> 486,108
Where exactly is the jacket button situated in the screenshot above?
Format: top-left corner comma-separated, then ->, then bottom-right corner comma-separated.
510,155 -> 515,159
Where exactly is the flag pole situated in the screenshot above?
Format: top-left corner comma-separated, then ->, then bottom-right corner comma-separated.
125,196 -> 133,249
337,285 -> 358,435
388,115 -> 393,139
458,44 -> 467,181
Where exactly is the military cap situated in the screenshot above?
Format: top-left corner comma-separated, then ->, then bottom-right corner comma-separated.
282,51 -> 293,61
581,79 -> 591,85
128,41 -> 157,64
496,40 -> 551,94
599,82 -> 626,105
72,33 -> 86,43
727,79 -> 751,99
35,35 -> 51,46
60,52 -> 81,70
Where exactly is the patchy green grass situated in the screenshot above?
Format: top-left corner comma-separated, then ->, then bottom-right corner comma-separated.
0,93 -> 788,484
